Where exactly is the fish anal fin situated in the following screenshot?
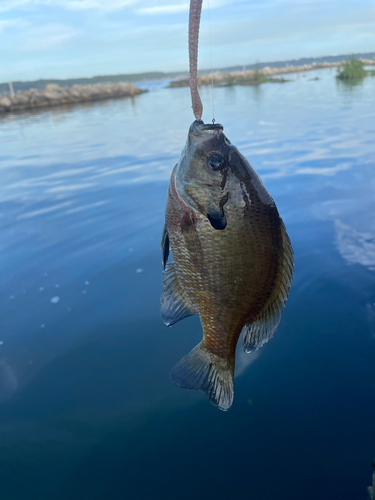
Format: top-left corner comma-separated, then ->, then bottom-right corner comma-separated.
243,219 -> 294,353
161,225 -> 170,270
170,342 -> 234,411
161,263 -> 197,326
243,304 -> 282,353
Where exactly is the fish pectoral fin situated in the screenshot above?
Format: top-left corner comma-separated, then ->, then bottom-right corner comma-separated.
170,342 -> 234,411
161,225 -> 170,270
161,263 -> 197,326
243,220 -> 294,353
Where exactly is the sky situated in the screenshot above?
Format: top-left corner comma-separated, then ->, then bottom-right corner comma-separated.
0,0 -> 374,82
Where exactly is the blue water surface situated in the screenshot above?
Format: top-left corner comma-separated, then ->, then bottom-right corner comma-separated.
1,68 -> 375,500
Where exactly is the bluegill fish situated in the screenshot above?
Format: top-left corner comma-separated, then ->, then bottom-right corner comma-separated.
161,120 -> 293,410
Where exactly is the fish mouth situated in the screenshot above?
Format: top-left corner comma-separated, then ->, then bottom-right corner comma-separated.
190,120 -> 224,135
199,123 -> 224,131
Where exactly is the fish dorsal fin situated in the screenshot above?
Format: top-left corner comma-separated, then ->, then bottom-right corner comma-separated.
161,225 -> 170,270
243,220 -> 294,353
161,263 -> 197,326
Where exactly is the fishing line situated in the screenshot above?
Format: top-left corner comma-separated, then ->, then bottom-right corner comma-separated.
206,0 -> 215,123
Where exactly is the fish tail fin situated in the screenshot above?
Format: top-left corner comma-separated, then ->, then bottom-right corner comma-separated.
170,342 -> 235,411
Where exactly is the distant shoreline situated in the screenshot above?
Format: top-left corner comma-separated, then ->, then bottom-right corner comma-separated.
1,56 -> 374,116
1,51 -> 374,95
169,58 -> 375,88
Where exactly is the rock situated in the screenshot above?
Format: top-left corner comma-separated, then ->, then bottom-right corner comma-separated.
14,94 -> 29,104
45,84 -> 62,92
0,81 -> 146,114
0,97 -> 12,108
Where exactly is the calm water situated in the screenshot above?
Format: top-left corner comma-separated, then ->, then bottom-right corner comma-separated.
1,69 -> 375,500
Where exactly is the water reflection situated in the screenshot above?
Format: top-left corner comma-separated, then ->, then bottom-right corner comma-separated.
0,67 -> 375,500
335,221 -> 375,271
336,78 -> 365,90
0,360 -> 18,401
0,93 -> 138,124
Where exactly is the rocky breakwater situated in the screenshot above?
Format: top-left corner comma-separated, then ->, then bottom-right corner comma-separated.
168,71 -> 285,88
169,58 -> 375,88
0,82 -> 146,114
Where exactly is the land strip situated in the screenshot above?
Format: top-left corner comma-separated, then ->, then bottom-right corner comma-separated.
0,82 -> 145,115
168,59 -> 375,88
1,52 -> 375,95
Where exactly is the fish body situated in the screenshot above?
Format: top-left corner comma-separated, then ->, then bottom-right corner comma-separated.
161,120 -> 293,410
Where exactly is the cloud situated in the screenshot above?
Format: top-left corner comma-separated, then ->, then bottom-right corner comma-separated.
137,3 -> 188,15
0,18 -> 28,32
13,23 -> 78,52
0,0 -> 137,12
59,0 -> 137,10
296,163 -> 352,176
137,0 -> 228,15
0,1 -> 31,12
1,0 -> 374,81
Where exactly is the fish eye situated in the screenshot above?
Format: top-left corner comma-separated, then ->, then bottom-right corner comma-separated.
207,152 -> 225,171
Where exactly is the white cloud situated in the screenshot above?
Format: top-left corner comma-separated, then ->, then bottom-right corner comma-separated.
59,0 -> 137,10
296,163 -> 352,176
0,18 -> 28,32
137,3 -> 188,15
18,23 -> 78,51
0,0 -> 137,12
137,0 -> 228,15
0,0 -> 31,12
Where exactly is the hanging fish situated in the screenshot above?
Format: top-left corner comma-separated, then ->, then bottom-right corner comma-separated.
160,0 -> 293,410
161,120 -> 293,410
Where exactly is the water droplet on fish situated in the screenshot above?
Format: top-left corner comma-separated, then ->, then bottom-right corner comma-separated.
50,296 -> 60,304
136,268 -> 143,273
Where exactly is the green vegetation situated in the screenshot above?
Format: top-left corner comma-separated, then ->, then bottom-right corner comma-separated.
168,71 -> 289,88
223,72 -> 287,86
224,73 -> 266,85
336,57 -> 368,80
